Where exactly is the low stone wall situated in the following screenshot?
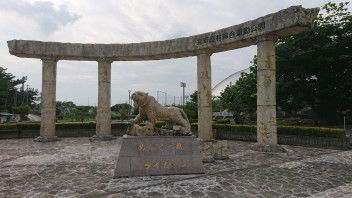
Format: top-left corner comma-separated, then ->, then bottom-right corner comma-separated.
19,130 -> 39,138
0,128 -> 126,139
216,131 -> 350,150
56,129 -> 95,137
1,128 -> 350,150
0,130 -> 20,139
278,135 -> 350,150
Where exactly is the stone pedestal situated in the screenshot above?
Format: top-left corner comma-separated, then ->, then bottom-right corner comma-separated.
114,135 -> 204,178
256,36 -> 277,146
198,139 -> 229,163
38,58 -> 59,141
95,60 -> 112,140
197,53 -> 213,140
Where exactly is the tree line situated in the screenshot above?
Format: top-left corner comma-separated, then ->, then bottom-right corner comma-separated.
218,2 -> 352,125
0,67 -> 40,120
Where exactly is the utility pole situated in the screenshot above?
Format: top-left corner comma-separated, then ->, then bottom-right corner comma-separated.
26,84 -> 29,105
180,82 -> 186,106
128,90 -> 131,115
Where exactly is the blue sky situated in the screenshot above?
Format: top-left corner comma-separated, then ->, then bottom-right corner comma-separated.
0,0 -> 350,106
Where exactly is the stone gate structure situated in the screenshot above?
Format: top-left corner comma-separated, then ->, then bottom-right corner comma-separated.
7,6 -> 319,144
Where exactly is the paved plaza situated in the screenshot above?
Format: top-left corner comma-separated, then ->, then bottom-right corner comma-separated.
1,137 -> 352,198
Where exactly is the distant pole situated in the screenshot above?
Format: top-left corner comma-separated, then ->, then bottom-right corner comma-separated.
180,82 -> 186,106
26,84 -> 29,105
344,116 -> 346,131
128,90 -> 131,115
157,91 -> 159,102
164,92 -> 167,106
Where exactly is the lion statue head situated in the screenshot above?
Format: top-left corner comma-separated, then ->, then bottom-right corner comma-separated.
131,91 -> 149,108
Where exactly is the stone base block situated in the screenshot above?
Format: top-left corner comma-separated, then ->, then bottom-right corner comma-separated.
214,140 -> 229,160
251,144 -> 287,153
198,139 -> 229,163
113,135 -> 204,178
34,136 -> 60,142
89,135 -> 116,142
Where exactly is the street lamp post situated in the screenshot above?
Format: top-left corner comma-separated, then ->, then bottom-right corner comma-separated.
26,84 -> 30,105
128,90 -> 131,115
180,82 -> 186,106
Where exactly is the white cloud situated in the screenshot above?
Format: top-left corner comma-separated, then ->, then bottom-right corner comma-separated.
0,0 -> 79,35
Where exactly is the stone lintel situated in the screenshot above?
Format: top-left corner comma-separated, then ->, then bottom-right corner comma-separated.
7,6 -> 319,61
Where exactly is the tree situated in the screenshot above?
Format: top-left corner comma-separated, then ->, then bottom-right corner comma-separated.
111,103 -> 130,120
276,2 -> 352,124
212,96 -> 223,113
0,67 -> 39,113
12,104 -> 30,121
56,101 -> 76,120
73,106 -> 91,123
182,91 -> 198,120
219,57 -> 257,123
0,67 -> 24,111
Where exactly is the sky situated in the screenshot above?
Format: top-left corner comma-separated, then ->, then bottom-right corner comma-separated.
0,0 -> 350,106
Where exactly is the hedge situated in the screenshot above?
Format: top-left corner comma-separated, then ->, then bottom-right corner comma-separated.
0,123 -> 18,130
1,122 -> 345,138
214,119 -> 231,124
191,123 -> 345,138
277,126 -> 345,138
0,121 -> 167,131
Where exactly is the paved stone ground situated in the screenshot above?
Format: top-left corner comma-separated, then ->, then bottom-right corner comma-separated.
1,137 -> 352,198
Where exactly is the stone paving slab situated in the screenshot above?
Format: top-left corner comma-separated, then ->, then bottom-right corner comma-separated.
0,137 -> 352,198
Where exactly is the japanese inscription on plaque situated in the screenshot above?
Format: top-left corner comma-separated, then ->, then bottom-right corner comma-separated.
137,142 -> 189,171
196,21 -> 266,46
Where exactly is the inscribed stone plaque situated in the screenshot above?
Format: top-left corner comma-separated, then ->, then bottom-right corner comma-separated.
113,135 -> 205,178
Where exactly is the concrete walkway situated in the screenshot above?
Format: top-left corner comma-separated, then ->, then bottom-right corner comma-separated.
1,137 -> 352,198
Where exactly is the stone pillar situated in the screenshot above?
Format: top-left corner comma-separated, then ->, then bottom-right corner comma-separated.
197,53 -> 213,139
256,36 -> 278,145
35,58 -> 59,142
91,59 -> 115,141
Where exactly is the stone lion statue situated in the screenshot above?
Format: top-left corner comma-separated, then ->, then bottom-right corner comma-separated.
127,91 -> 191,136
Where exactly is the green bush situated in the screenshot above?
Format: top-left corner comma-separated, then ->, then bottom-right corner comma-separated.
191,123 -> 345,138
0,123 -> 18,130
17,123 -> 40,130
214,119 -> 231,124
2,122 -> 344,138
213,124 -> 256,133
56,122 -> 96,129
112,122 -> 129,129
191,123 -> 198,131
277,126 -> 345,138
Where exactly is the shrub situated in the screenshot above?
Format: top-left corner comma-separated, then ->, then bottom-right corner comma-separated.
213,124 -> 256,133
3,122 -> 344,138
17,123 -> 40,130
191,123 -> 345,138
112,122 -> 129,129
277,126 -> 345,138
0,123 -> 18,130
56,122 -> 96,129
215,119 -> 231,124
